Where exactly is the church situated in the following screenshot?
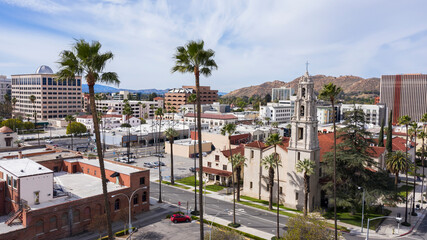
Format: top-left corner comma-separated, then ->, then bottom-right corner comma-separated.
242,70 -> 321,211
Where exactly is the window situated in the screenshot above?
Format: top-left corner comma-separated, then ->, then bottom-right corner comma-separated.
142,192 -> 147,202
279,187 -> 283,194
87,168 -> 90,174
208,162 -> 212,167
295,192 -> 299,201
223,165 -> 227,171
73,209 -> 80,223
84,207 -> 91,220
133,195 -> 138,205
298,128 -> 304,140
36,220 -> 44,234
114,199 -> 120,210
215,155 -> 220,161
302,88 -> 306,97
13,179 -> 17,189
140,177 -> 145,185
62,212 -> 69,226
297,152 -> 301,160
251,150 -> 254,158
300,105 -> 305,117
319,167 -> 322,177
250,182 -> 253,189
94,170 -> 97,176
34,191 -> 40,204
49,216 -> 57,230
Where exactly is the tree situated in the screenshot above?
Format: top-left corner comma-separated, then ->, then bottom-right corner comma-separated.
296,158 -> 315,216
420,113 -> 427,207
58,39 -> 119,240
65,115 -> 76,149
188,93 -> 198,214
271,122 -> 279,128
29,94 -> 40,145
155,107 -> 164,203
282,213 -> 337,240
318,82 -> 342,239
264,93 -> 271,103
11,97 -> 17,118
386,110 -> 393,153
261,153 -> 281,210
66,122 -> 87,139
265,133 -> 282,238
165,127 -> 179,184
378,119 -> 385,147
172,40 -> 218,237
123,100 -> 134,163
227,153 -> 246,227
22,121 -> 35,130
398,115 -> 412,225
386,151 -> 410,189
1,119 -> 23,131
204,227 -> 245,240
409,122 -> 420,216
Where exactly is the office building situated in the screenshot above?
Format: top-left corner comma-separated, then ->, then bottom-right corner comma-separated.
11,65 -> 82,120
96,99 -> 162,119
380,74 -> 427,123
340,104 -> 387,126
271,87 -> 294,101
259,102 -> 294,123
0,75 -> 11,103
164,86 -> 218,112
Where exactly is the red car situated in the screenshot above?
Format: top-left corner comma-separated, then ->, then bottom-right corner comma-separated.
170,214 -> 191,223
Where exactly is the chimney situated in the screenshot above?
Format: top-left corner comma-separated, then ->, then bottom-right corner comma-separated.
18,151 -> 23,159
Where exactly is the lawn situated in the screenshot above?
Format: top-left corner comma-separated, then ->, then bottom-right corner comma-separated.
398,184 -> 415,199
238,200 -> 296,218
205,185 -> 226,192
156,180 -> 191,190
323,209 -> 391,230
177,176 -> 203,186
193,189 -> 211,194
241,196 -> 302,213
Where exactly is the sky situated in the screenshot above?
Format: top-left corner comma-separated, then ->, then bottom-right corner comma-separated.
1,0 -> 427,92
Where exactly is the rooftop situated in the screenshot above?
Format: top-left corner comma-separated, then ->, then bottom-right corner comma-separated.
185,113 -> 237,120
0,158 -> 53,177
73,158 -> 144,175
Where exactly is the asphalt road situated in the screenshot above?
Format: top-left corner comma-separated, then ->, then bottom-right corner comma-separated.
150,181 -> 288,237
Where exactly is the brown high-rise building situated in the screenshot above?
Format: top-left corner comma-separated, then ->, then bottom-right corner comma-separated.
380,74 -> 427,124
164,85 -> 218,112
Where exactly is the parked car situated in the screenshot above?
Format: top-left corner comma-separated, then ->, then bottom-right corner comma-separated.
170,214 -> 191,223
189,167 -> 196,173
144,162 -> 154,168
45,139 -> 53,144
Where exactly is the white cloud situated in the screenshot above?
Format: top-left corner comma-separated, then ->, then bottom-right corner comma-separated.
1,0 -> 427,91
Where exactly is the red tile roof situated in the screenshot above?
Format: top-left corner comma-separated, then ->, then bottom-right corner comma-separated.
245,141 -> 267,149
366,146 -> 386,158
277,137 -> 290,152
154,97 -> 163,101
222,144 -> 245,158
373,137 -> 415,152
196,167 -> 232,177
185,113 -> 237,120
0,126 -> 13,134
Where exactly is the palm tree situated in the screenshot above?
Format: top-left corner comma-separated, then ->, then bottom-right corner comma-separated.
398,115 -> 412,225
296,158 -> 315,216
265,133 -> 282,238
262,153 -> 281,210
228,153 -> 247,226
165,127 -> 179,185
221,123 -> 237,224
319,82 -> 342,239
386,151 -> 409,189
57,39 -> 119,240
271,122 -> 279,128
11,97 -> 17,118
172,41 -> 218,234
409,122 -> 420,216
155,107 -> 164,203
420,113 -> 427,208
181,107 -> 187,138
123,100 -> 133,163
29,95 -> 40,145
188,93 -> 198,214
65,115 -> 76,149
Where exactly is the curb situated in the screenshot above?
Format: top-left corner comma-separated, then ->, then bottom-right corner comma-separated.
398,208 -> 426,237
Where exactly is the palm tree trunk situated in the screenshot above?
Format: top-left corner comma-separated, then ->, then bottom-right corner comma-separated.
127,118 -> 131,163
304,174 -> 308,216
71,134 -> 74,150
232,167 -> 236,225
422,137 -> 425,208
237,166 -> 241,202
269,168 -> 274,210
171,138 -> 175,185
332,100 -> 337,240
404,125 -> 409,224
193,102 -> 198,213
88,85 -> 113,240
412,132 -> 417,215
158,117 -> 162,203
195,70 -> 205,239
276,162 -> 280,238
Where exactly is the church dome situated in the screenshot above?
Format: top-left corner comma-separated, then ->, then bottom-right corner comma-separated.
35,65 -> 54,74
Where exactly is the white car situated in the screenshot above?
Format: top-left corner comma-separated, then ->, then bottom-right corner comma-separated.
45,139 -> 53,144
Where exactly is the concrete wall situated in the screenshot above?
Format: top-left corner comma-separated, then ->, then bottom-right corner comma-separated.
20,173 -> 54,206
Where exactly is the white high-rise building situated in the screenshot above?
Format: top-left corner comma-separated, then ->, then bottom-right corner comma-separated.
272,86 -> 294,101
0,75 -> 11,103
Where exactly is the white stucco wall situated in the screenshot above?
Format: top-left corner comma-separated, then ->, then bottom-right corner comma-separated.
20,173 -> 53,206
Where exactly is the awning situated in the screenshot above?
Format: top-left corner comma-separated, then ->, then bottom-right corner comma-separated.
110,172 -> 120,178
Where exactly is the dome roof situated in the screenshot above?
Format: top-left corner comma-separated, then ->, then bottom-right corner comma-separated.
35,65 -> 54,74
0,126 -> 14,134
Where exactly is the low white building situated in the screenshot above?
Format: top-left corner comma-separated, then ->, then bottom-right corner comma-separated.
340,104 -> 387,126
0,126 -> 17,148
184,113 -> 237,128
259,102 -> 294,123
96,99 -> 162,119
77,114 -> 141,131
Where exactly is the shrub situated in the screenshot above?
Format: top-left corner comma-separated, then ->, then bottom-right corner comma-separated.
204,227 -> 245,240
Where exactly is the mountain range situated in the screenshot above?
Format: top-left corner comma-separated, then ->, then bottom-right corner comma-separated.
223,75 -> 380,98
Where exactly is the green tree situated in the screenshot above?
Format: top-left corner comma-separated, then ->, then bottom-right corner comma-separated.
165,127 -> 179,184
65,115 -> 76,149
261,153 -> 281,211
378,119 -> 385,147
1,119 -> 23,131
265,133 -> 282,238
22,121 -> 35,130
29,94 -> 40,145
409,122 -> 420,216
123,100 -> 134,163
386,110 -> 393,153
386,151 -> 410,188
283,214 -> 337,240
318,82 -> 342,239
67,122 -> 87,138
228,153 -> 247,227
398,115 -> 412,225
57,39 -> 119,239
296,158 -> 315,216
172,40 -> 218,236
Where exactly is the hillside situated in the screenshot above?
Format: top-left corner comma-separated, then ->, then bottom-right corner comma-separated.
223,75 -> 380,98
82,84 -> 169,94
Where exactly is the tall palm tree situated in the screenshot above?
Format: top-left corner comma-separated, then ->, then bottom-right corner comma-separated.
221,123 -> 237,224
155,107 -> 164,203
228,153 -> 247,226
265,133 -> 282,238
419,130 -> 426,208
262,153 -> 281,210
319,82 -> 342,239
181,107 -> 187,138
386,151 -> 410,189
65,115 -> 76,149
57,39 -> 119,240
296,158 -> 315,216
123,100 -> 133,163
172,41 -> 217,236
188,93 -> 198,214
409,122 -> 420,216
29,95 -> 40,145
398,115 -> 412,225
165,127 -> 179,185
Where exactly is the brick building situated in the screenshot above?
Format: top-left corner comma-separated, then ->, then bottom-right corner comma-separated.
0,150 -> 150,240
164,86 -> 218,112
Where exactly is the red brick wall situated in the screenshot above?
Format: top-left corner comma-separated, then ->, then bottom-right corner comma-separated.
0,181 -> 5,216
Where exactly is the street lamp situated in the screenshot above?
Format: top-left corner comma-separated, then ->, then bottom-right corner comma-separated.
358,186 -> 365,233
111,186 -> 148,236
209,209 -> 229,240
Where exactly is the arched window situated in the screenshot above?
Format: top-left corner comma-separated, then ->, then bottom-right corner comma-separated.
300,105 -> 305,117
96,204 -> 103,215
73,209 -> 80,223
114,199 -> 120,210
49,216 -> 57,230
36,219 -> 44,234
302,88 -> 306,98
133,194 -> 139,205
142,192 -> 147,202
61,212 -> 69,226
84,207 -> 91,220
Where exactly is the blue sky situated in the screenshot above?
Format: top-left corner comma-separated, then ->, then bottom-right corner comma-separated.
1,0 -> 427,92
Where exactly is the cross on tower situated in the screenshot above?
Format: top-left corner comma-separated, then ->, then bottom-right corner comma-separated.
305,61 -> 309,73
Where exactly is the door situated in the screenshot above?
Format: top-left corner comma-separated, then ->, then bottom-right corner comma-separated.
72,165 -> 77,173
